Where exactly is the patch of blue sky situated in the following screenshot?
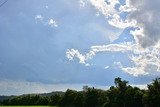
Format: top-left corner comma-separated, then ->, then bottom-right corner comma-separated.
118,0 -> 126,5
113,27 -> 135,43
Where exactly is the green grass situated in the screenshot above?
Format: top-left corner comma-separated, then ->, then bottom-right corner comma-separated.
0,106 -> 59,107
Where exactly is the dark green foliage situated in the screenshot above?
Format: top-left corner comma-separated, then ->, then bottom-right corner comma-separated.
60,89 -> 77,106
142,78 -> 160,107
74,92 -> 84,107
1,77 -> 160,107
50,94 -> 62,105
84,88 -> 99,107
36,96 -> 50,105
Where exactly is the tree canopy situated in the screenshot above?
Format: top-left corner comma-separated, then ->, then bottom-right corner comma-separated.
1,77 -> 160,107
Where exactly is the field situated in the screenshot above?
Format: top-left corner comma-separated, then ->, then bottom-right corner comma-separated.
0,106 -> 59,107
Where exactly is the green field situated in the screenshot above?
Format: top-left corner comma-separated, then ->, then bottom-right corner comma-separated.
0,106 -> 59,107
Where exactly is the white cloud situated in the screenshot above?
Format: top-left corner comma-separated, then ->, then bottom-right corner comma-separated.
48,19 -> 58,27
119,0 -> 136,12
79,0 -> 86,7
122,0 -> 160,48
90,0 -> 119,17
104,66 -> 109,69
68,0 -> 160,76
89,0 -> 136,29
66,42 -> 133,66
35,15 -> 58,28
66,49 -> 89,66
35,15 -> 43,21
66,42 -> 160,76
89,0 -> 160,47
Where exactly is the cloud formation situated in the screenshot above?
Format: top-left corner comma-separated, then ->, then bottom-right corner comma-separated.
89,0 -> 160,48
48,19 -> 58,27
66,0 -> 160,76
35,15 -> 43,21
128,0 -> 160,48
66,42 -> 160,76
35,15 -> 58,28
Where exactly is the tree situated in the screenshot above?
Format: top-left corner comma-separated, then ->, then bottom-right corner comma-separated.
50,94 -> 61,105
36,96 -> 50,105
114,77 -> 128,92
84,87 -> 99,107
60,89 -> 77,106
143,78 -> 160,107
107,86 -> 120,107
74,91 -> 84,107
114,77 -> 129,107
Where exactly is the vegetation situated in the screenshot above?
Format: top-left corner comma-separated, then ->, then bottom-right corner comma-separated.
0,106 -> 58,107
0,77 -> 160,107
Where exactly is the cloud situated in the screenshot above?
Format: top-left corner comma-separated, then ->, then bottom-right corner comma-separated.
66,49 -> 90,66
66,42 -> 133,66
66,41 -> 160,76
79,0 -> 86,7
48,19 -> 58,27
104,66 -> 109,69
0,79 -> 111,95
121,0 -> 160,48
0,79 -> 147,95
89,0 -> 160,48
89,0 -> 136,29
35,15 -> 58,28
67,0 -> 160,76
0,79 -> 85,95
35,14 -> 43,21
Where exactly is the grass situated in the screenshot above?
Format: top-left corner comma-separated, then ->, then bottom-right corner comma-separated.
0,106 -> 58,107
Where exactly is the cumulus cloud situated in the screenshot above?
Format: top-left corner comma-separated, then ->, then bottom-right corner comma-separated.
89,0 -> 136,29
128,0 -> 160,48
66,0 -> 160,76
89,0 -> 160,47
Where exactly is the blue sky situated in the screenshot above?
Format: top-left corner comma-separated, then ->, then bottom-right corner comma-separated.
0,0 -> 160,95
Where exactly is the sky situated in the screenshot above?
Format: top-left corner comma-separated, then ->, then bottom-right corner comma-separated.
0,0 -> 160,95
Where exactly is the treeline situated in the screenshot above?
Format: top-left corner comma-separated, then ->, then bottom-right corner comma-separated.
1,77 -> 160,107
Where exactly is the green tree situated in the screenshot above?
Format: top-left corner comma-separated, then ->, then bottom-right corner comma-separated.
114,77 -> 129,107
50,94 -> 62,105
84,87 -> 99,107
143,78 -> 160,107
74,91 -> 84,107
60,89 -> 77,106
36,96 -> 50,105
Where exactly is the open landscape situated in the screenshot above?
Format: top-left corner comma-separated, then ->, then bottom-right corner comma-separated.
0,77 -> 160,107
